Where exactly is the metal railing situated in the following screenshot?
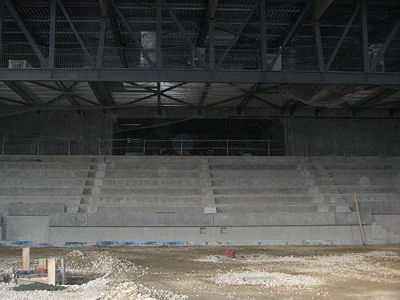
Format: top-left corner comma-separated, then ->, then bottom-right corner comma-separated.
0,136 -> 285,156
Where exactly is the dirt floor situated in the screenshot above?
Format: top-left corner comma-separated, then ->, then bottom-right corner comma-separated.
0,245 -> 399,299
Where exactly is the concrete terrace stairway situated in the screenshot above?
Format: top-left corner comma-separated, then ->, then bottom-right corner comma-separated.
0,155 -> 399,244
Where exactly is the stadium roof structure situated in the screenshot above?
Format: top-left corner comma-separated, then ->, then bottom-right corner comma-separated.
0,0 -> 399,116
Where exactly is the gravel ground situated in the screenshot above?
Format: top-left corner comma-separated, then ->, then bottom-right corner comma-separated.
0,245 -> 399,299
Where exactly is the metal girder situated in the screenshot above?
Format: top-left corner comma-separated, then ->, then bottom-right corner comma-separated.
156,0 -> 162,69
4,0 -> 47,67
103,0 -> 128,67
197,0 -> 218,47
0,0 -> 5,47
1,69 -> 399,85
268,1 -> 311,70
110,0 -> 154,67
216,1 -> 258,69
260,0 -> 268,71
370,19 -> 400,72
236,84 -> 259,115
3,81 -> 39,105
57,0 -> 94,68
326,3 -> 360,71
356,87 -> 398,107
231,83 -> 281,111
88,82 -> 114,106
162,93 -> 197,108
315,0 -> 334,20
162,0 -> 206,68
157,82 -> 162,115
361,0 -> 369,72
49,0 -> 56,68
96,18 -> 107,68
198,82 -> 211,114
313,13 -> 325,71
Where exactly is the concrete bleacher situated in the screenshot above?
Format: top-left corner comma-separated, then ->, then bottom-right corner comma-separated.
0,155 -> 399,244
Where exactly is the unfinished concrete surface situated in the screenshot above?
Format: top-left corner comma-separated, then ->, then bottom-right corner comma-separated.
0,155 -> 399,244
0,245 -> 399,299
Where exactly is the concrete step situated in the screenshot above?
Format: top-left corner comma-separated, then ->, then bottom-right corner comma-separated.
211,178 -> 307,186
210,170 -> 304,178
105,170 -> 203,178
0,187 -> 83,195
0,195 -> 82,203
106,162 -> 203,170
0,178 -> 86,187
0,162 -> 91,169
214,195 -> 349,205
101,178 -> 207,187
217,204 -> 338,213
98,195 -> 204,205
210,164 -> 299,170
100,187 -> 202,196
96,206 -> 205,214
0,155 -> 97,162
0,169 -> 90,178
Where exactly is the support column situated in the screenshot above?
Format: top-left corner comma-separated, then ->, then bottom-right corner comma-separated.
156,0 -> 162,69
361,0 -> 369,72
49,0 -> 56,68
260,0 -> 268,71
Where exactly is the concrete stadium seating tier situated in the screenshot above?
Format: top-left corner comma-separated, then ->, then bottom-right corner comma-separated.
0,155 -> 399,244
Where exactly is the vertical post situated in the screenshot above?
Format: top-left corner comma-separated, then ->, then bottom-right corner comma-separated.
180,139 -> 183,156
267,140 -> 270,156
0,0 -> 5,48
156,0 -> 162,69
226,139 -> 229,156
353,192 -> 366,246
47,258 -> 56,285
2,135 -> 4,155
260,0 -> 268,71
98,137 -> 101,155
49,0 -> 56,68
60,258 -> 66,285
37,136 -> 40,155
361,0 -> 369,72
68,139 -> 71,155
143,139 -> 146,154
96,17 -> 106,68
22,247 -> 30,271
209,18 -> 215,70
313,15 -> 325,71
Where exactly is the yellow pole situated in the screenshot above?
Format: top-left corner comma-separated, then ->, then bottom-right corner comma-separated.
386,228 -> 391,244
353,192 -> 366,246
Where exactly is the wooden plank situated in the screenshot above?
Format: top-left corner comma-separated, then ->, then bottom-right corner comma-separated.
22,247 -> 30,271
47,258 -> 56,285
353,192 -> 366,246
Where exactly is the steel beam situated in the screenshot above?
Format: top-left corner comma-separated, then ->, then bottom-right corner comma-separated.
326,4 -> 360,71
4,0 -> 47,67
370,18 -> 400,72
156,0 -> 162,69
313,12 -> 325,71
1,69 -> 399,85
356,87 -> 398,107
96,18 -> 107,68
3,81 -> 39,105
0,0 -> 4,47
162,0 -> 206,68
268,1 -> 311,69
157,82 -> 162,115
57,0 -> 94,68
231,83 -> 281,111
198,82 -> 211,114
216,2 -> 258,69
49,0 -> 56,68
260,0 -> 268,71
197,0 -> 218,47
88,82 -> 114,105
209,18 -> 215,70
361,0 -> 369,72
110,0 -> 154,66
